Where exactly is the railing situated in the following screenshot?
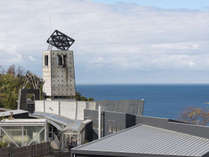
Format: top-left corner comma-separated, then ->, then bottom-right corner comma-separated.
0,142 -> 50,157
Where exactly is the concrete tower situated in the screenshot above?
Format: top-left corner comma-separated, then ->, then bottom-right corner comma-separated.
43,50 -> 76,98
43,30 -> 76,98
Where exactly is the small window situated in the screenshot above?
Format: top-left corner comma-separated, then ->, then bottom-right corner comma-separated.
57,55 -> 63,65
57,54 -> 67,67
44,55 -> 48,66
63,55 -> 67,67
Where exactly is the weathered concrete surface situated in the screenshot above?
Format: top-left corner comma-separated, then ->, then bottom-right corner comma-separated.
35,100 -> 96,120
43,50 -> 76,97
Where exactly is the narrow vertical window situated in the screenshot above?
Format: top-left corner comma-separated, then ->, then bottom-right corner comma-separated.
57,55 -> 63,65
44,55 -> 48,66
63,55 -> 67,67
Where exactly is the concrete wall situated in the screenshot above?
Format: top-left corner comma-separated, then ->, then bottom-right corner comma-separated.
35,99 -> 143,121
60,101 -> 77,119
45,100 -> 59,114
35,101 -> 45,112
84,109 -> 137,139
96,99 -> 144,116
43,51 -> 52,96
35,100 -> 96,120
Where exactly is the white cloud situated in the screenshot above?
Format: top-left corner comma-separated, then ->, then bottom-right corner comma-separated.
151,42 -> 200,50
0,0 -> 209,83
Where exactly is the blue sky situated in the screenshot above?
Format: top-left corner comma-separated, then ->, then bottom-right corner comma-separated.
1,0 -> 209,84
93,0 -> 209,10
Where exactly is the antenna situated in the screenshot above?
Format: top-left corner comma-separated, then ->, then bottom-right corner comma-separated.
47,30 -> 75,51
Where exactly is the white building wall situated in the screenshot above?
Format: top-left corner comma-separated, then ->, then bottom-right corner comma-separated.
35,100 -> 96,120
45,100 -> 59,115
43,51 -> 52,96
60,101 -> 77,119
86,101 -> 96,110
35,101 -> 45,112
76,101 -> 87,120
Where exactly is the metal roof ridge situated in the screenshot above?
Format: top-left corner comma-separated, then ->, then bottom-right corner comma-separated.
167,120 -> 209,129
96,99 -> 144,101
73,121 -> 209,152
72,123 -> 144,151
34,112 -> 82,122
142,124 -> 209,141
71,149 -> 197,157
139,115 -> 170,120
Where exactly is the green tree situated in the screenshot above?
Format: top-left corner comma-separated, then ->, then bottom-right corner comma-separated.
0,65 -> 94,109
180,107 -> 209,125
75,92 -> 94,101
0,65 -> 41,109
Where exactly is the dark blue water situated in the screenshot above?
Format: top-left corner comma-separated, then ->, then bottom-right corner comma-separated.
77,84 -> 209,119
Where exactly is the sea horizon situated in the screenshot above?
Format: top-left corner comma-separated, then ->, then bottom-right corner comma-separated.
77,83 -> 209,86
77,84 -> 209,119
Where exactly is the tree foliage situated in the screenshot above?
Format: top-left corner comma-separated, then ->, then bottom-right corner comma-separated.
0,65 -> 94,109
75,92 -> 94,101
180,107 -> 209,125
0,65 -> 42,109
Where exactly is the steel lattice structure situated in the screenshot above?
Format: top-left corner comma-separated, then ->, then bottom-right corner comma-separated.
47,30 -> 75,50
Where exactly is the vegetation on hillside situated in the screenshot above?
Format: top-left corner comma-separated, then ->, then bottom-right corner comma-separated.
75,92 -> 94,101
0,141 -> 8,148
0,65 -> 26,109
0,65 -> 94,109
180,107 -> 209,125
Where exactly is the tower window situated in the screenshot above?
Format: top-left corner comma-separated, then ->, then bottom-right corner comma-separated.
57,54 -> 67,67
44,55 -> 48,66
63,55 -> 67,67
57,55 -> 63,65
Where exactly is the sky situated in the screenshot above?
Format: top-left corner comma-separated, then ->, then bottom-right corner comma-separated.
1,0 -> 209,84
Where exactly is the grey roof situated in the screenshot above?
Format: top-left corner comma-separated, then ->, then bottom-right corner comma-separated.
32,112 -> 90,132
72,124 -> 209,157
0,119 -> 47,126
0,110 -> 28,117
137,116 -> 209,139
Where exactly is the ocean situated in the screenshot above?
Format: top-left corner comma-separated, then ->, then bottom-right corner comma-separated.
77,84 -> 209,119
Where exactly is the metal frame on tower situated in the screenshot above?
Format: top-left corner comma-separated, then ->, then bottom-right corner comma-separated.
47,30 -> 75,51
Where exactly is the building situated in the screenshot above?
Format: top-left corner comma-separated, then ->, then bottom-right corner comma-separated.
35,100 -> 96,120
72,116 -> 209,157
8,30 -> 145,151
0,119 -> 48,147
0,110 -> 29,119
43,50 -> 76,98
84,109 -> 137,139
34,99 -> 144,120
43,30 -> 76,98
31,112 -> 92,151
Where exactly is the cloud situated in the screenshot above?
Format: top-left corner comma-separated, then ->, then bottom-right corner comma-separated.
151,42 -> 200,50
0,0 -> 209,83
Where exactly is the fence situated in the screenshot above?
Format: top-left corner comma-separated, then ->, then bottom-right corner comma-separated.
0,142 -> 50,157
50,151 -> 71,157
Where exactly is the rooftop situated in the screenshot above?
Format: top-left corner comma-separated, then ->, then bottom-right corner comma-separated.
32,112 -> 91,132
0,109 -> 28,117
0,119 -> 47,126
72,117 -> 209,157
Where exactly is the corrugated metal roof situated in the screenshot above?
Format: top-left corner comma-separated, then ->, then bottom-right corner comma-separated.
0,110 -> 28,117
73,124 -> 209,157
32,112 -> 90,132
0,119 -> 47,126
